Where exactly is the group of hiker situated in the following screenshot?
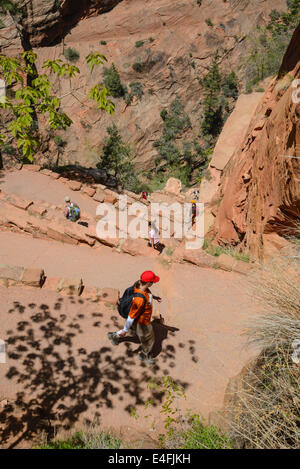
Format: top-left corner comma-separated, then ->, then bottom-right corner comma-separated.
63,189 -> 200,367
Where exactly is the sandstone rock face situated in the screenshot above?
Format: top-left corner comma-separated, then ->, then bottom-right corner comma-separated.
0,0 -> 287,169
199,92 -> 265,206
164,178 -> 182,196
211,23 -> 300,260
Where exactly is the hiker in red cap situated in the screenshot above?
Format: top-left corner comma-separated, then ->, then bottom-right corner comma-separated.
108,271 -> 162,366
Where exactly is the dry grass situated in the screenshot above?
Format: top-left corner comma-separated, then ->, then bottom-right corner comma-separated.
226,224 -> 300,449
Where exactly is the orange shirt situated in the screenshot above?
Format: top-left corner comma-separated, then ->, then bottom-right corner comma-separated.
128,286 -> 153,325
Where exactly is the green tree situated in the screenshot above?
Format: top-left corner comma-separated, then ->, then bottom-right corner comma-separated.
201,54 -> 223,137
222,71 -> 239,99
103,63 -> 125,98
0,51 -> 114,162
97,124 -> 140,191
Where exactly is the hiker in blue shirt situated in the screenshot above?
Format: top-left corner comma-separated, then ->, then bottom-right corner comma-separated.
64,196 -> 81,222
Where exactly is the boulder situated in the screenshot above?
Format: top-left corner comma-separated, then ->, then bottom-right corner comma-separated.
93,188 -> 106,203
22,164 -> 41,172
59,177 -> 69,184
82,186 -> 96,197
0,264 -> 24,283
56,278 -> 83,296
164,178 -> 182,196
64,223 -> 95,246
28,204 -> 47,217
47,222 -> 78,245
215,253 -> 252,275
121,238 -> 148,256
183,250 -> 215,268
49,172 -> 61,180
8,195 -> 33,211
40,169 -> 53,176
81,286 -> 101,301
99,288 -> 119,305
68,180 -> 82,191
104,192 -> 118,205
21,268 -> 45,287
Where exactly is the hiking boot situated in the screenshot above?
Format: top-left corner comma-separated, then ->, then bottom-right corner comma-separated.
107,332 -> 120,346
138,352 -> 155,366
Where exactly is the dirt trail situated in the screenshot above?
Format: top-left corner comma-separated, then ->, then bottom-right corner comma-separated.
0,171 -> 99,216
0,170 -> 260,447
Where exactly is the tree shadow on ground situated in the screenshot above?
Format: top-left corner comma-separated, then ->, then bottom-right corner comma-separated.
0,297 -> 197,448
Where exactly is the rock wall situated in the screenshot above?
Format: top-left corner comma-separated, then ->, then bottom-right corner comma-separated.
210,23 -> 300,260
0,0 -> 287,168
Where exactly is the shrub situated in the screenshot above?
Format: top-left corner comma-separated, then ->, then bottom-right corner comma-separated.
97,124 -> 141,191
226,228 -> 300,448
103,63 -> 125,98
132,62 -> 144,73
135,40 -> 144,48
222,71 -> 239,99
205,18 -> 213,27
146,376 -> 233,449
201,54 -> 224,138
149,37 -> 155,43
100,40 -> 107,45
129,81 -> 144,100
36,427 -> 122,449
63,47 -> 80,63
54,135 -> 66,147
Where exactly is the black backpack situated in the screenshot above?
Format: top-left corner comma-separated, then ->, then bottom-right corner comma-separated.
118,284 -> 146,319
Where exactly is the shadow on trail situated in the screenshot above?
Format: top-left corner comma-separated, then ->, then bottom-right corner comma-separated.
0,297 -> 195,448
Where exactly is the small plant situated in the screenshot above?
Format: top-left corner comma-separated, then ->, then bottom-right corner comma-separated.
35,428 -> 122,449
132,62 -> 144,73
129,81 -> 144,100
100,40 -> 107,45
63,47 -> 80,63
135,40 -> 145,48
205,18 -> 213,27
196,0 -> 202,5
165,247 -> 174,257
54,135 -> 67,147
255,87 -> 265,92
103,63 -> 125,98
149,37 -> 155,43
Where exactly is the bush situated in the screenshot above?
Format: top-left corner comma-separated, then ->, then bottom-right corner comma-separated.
201,54 -> 224,138
205,18 -> 213,27
135,40 -> 144,48
63,47 -> 80,63
226,225 -> 300,448
100,40 -> 107,45
132,62 -> 144,73
103,64 -> 125,98
222,71 -> 239,99
54,135 -> 66,147
97,124 -> 141,191
36,427 -> 122,449
129,81 -> 144,100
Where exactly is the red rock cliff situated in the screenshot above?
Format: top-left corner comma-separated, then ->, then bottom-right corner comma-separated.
211,23 -> 300,260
